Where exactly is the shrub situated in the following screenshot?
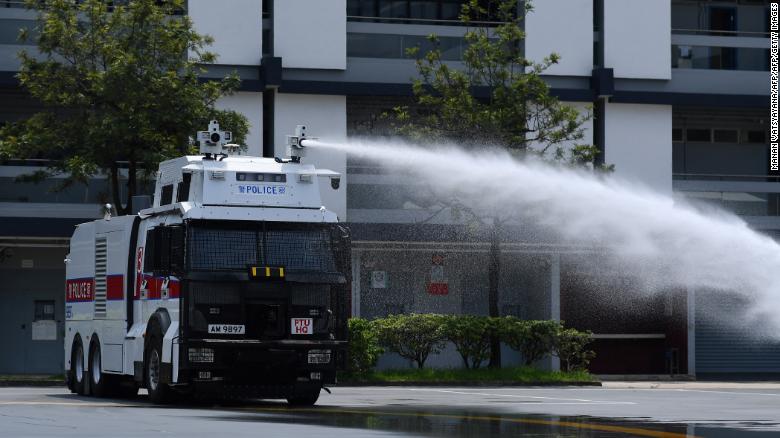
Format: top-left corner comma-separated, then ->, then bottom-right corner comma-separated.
346,318 -> 383,375
442,315 -> 492,369
553,328 -> 596,372
500,318 -> 561,365
374,313 -> 447,369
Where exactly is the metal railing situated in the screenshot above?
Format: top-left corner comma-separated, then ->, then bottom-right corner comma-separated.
673,173 -> 780,182
672,28 -> 770,38
347,15 -> 504,26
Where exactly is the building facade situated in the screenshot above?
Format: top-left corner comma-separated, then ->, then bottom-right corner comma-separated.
0,0 -> 776,376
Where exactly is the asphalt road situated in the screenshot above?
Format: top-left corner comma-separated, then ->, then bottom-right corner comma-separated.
1,383 -> 779,437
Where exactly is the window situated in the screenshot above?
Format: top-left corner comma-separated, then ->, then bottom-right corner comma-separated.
347,33 -> 466,60
410,0 -> 437,20
176,174 -> 191,203
745,130 -> 767,144
160,184 -> 173,205
708,6 -> 736,36
144,226 -> 184,275
378,0 -> 407,18
672,45 -> 768,72
713,129 -> 738,143
686,128 -> 711,142
144,229 -> 157,272
346,0 -> 508,24
34,300 -> 55,321
672,128 -> 683,143
187,223 -> 345,273
440,0 -> 461,20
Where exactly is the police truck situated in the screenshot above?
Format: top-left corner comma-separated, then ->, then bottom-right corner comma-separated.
64,123 -> 350,405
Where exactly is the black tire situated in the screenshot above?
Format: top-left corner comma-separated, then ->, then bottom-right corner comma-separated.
286,388 -> 321,406
70,339 -> 86,395
89,339 -> 110,397
145,332 -> 171,404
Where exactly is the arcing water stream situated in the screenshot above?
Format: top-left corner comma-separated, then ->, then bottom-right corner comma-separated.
311,139 -> 780,334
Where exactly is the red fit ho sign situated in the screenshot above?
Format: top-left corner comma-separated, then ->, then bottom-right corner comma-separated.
291,318 -> 313,335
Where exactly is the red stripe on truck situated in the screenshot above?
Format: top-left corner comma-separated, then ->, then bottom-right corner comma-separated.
169,279 -> 180,298
107,274 -> 124,300
134,274 -> 181,300
146,276 -> 161,300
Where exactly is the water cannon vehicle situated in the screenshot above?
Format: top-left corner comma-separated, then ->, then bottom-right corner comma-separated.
64,123 -> 350,405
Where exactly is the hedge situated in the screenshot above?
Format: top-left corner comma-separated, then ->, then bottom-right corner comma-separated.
347,318 -> 384,374
345,314 -> 595,375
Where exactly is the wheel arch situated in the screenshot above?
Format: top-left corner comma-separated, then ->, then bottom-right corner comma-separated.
143,308 -> 171,364
145,309 -> 171,341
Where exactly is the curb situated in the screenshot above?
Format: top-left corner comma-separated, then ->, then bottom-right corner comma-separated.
0,380 -> 66,387
337,381 -> 602,387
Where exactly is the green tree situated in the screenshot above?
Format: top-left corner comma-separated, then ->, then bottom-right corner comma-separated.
441,314 -> 493,369
499,318 -> 561,366
0,0 -> 249,214
347,317 -> 384,375
391,0 -> 604,367
374,314 -> 448,369
553,327 -> 596,372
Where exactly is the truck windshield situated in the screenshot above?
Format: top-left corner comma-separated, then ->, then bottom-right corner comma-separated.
186,221 -> 346,274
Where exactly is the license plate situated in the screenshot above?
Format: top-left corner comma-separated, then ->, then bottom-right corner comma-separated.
208,324 -> 245,335
291,318 -> 313,335
308,349 -> 331,364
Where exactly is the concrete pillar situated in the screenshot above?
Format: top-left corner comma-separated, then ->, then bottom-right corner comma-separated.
351,250 -> 361,317
687,287 -> 696,376
550,253 -> 561,371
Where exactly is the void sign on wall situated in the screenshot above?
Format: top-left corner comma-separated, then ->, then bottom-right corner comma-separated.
427,254 -> 448,295
371,271 -> 387,289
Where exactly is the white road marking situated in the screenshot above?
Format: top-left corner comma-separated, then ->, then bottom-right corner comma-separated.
402,388 -> 634,404
0,401 -> 137,407
673,389 -> 780,397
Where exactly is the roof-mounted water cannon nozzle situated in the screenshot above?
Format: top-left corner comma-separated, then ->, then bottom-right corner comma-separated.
286,125 -> 317,163
196,120 -> 232,159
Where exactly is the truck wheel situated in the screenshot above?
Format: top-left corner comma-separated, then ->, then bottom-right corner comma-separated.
145,334 -> 170,404
70,339 -> 86,395
89,339 -> 109,397
286,388 -> 321,406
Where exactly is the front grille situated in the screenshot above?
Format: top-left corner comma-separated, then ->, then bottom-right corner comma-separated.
291,284 -> 330,308
186,222 -> 348,273
190,282 -> 242,304
188,228 -> 260,271
246,301 -> 285,339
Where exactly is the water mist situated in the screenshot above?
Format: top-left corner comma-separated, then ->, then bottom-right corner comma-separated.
310,139 -> 780,336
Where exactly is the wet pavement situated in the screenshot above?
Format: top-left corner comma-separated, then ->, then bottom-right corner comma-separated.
1,385 -> 779,437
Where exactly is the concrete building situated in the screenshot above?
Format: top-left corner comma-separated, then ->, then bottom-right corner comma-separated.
0,0 -> 775,376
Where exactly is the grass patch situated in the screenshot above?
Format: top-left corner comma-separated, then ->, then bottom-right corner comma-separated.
341,367 -> 595,384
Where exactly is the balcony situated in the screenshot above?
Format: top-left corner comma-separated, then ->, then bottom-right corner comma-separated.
347,0 -> 506,27
673,174 -> 780,232
671,0 -> 769,72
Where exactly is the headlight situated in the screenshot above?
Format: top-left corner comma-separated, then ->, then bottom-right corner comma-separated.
188,347 -> 215,363
308,349 -> 331,364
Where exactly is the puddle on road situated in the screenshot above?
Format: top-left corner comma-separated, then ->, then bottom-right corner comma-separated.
22,391 -> 779,437
204,404 -> 779,437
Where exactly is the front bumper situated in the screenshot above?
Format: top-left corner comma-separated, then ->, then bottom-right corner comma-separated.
180,339 -> 347,386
